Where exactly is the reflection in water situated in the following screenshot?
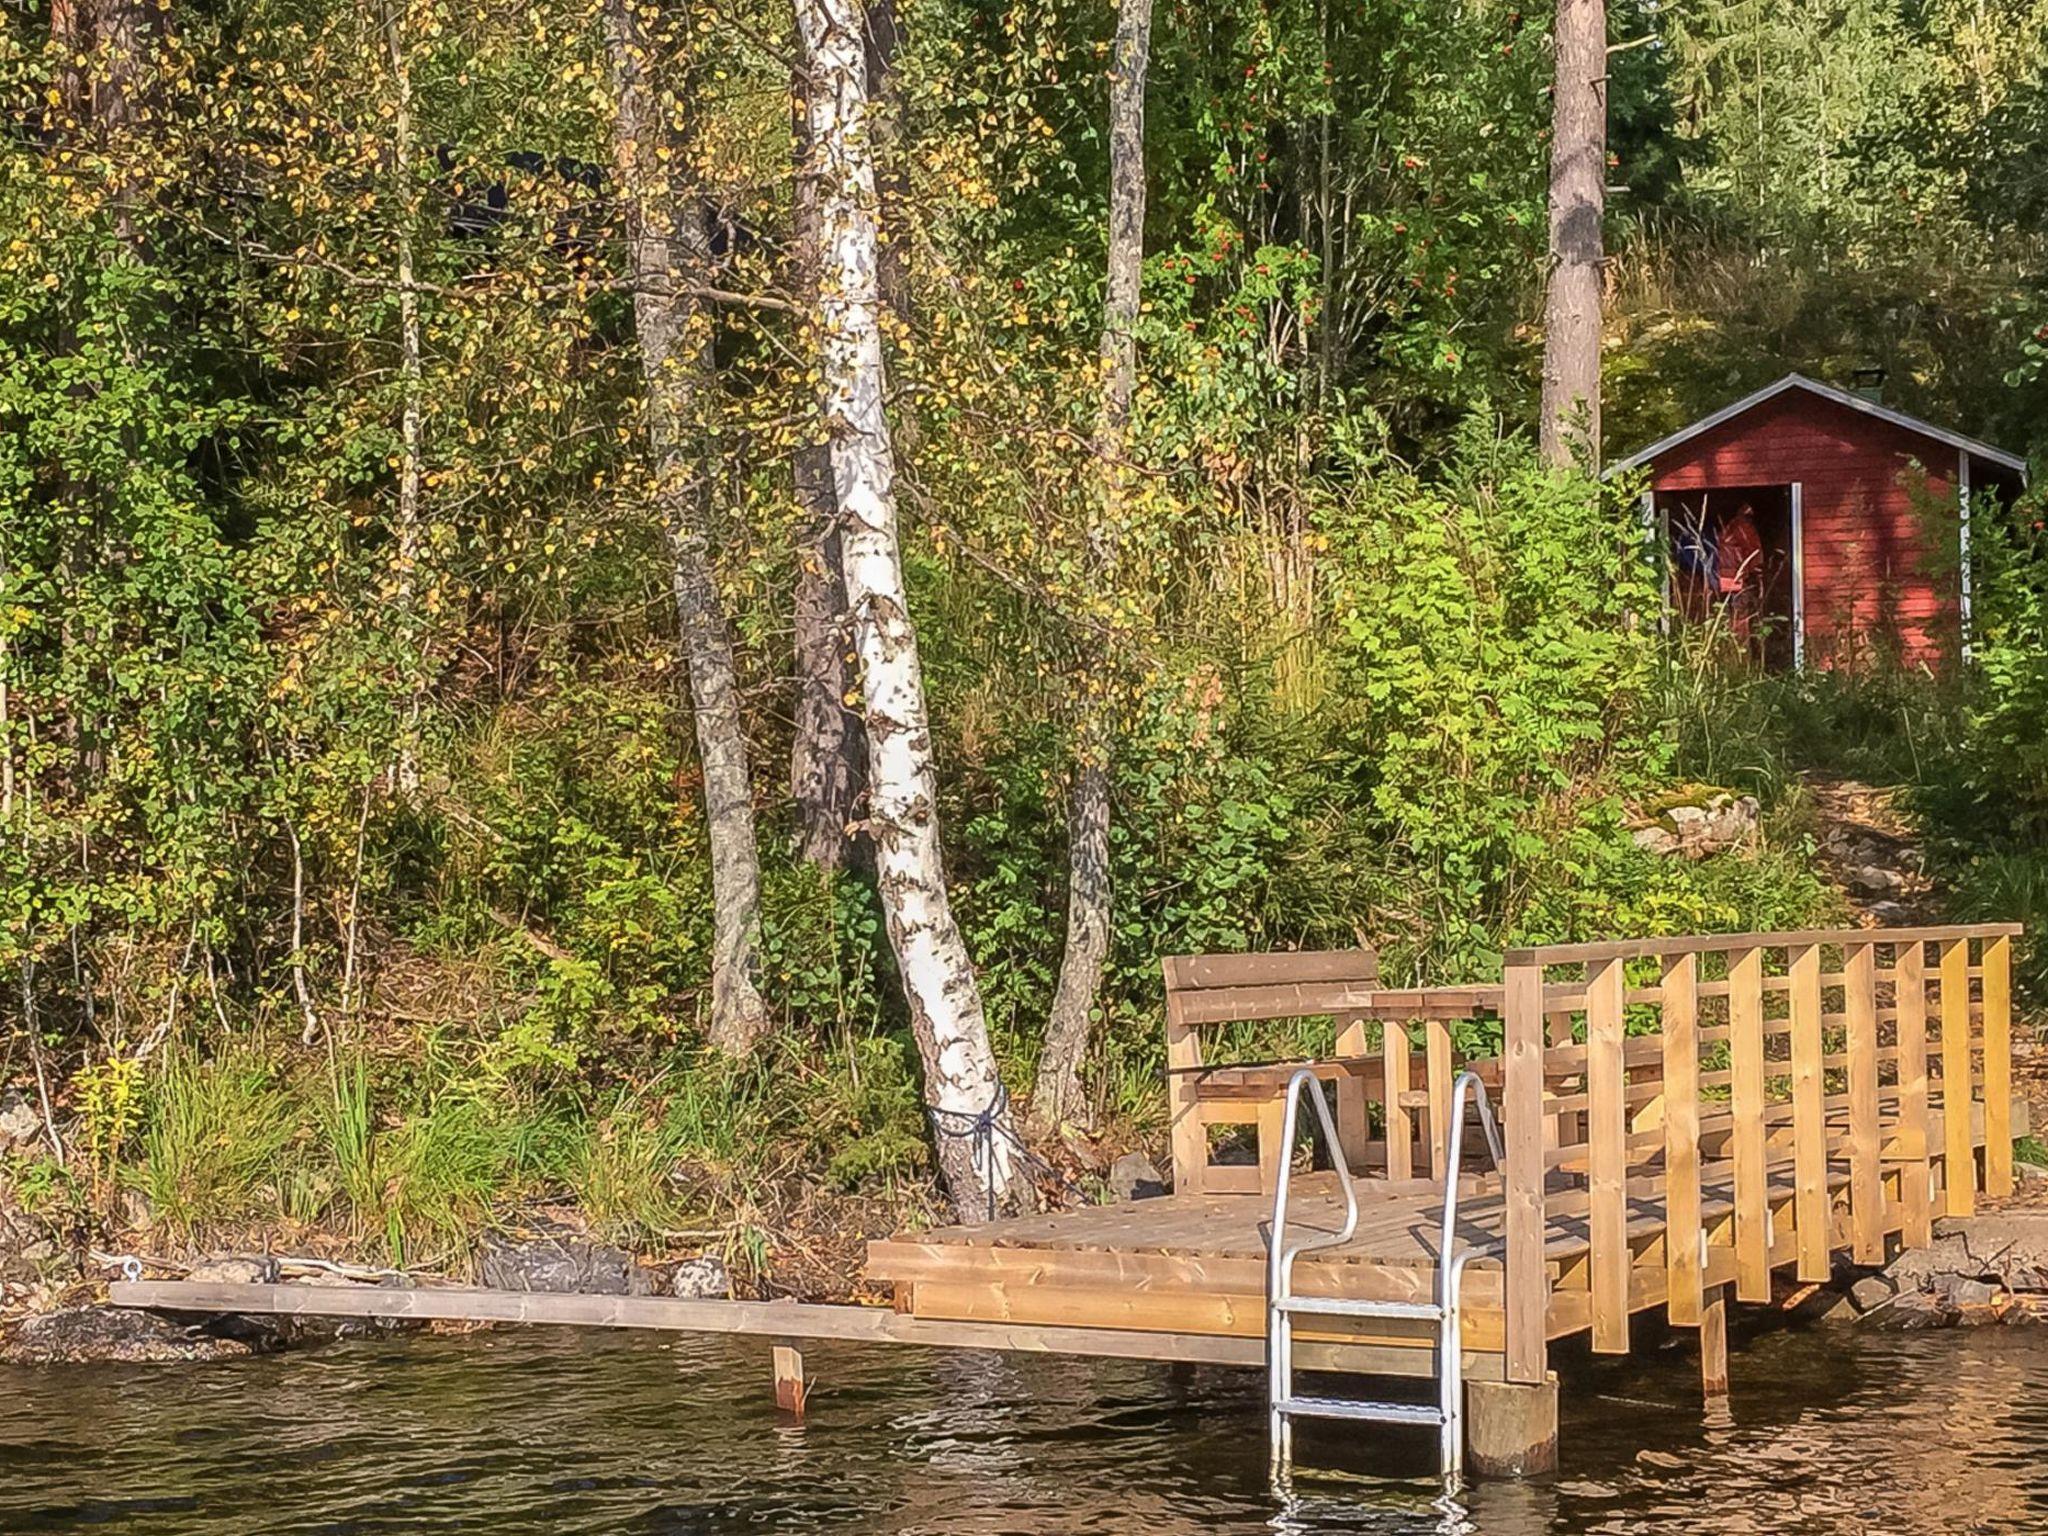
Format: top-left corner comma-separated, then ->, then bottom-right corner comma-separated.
3,1321 -> 2047,1533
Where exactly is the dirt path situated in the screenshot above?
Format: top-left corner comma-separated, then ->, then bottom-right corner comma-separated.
1804,775 -> 1941,926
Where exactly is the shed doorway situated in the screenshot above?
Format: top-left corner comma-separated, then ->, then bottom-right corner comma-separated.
1661,483 -> 1801,669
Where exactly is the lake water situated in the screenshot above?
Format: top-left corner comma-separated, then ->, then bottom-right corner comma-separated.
4,1318 -> 2046,1533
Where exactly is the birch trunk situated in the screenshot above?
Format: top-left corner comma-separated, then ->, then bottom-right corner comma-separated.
1538,0 -> 1606,468
1038,0 -> 1153,1128
796,0 -> 1023,1221
605,0 -> 769,1054
381,0 -> 425,795
789,59 -> 867,870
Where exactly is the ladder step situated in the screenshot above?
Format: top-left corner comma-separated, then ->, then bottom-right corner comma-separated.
1275,1396 -> 1447,1427
1277,1296 -> 1443,1321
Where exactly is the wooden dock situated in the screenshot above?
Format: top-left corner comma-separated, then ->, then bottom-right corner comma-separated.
874,925 -> 2024,1410
103,922 -> 2024,1474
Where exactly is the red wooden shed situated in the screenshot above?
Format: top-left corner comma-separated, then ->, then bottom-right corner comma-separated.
1611,374 -> 2027,670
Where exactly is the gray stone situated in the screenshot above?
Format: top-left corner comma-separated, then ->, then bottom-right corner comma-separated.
1933,1274 -> 2000,1309
1879,1289 -> 1952,1329
669,1255 -> 731,1299
1108,1151 -> 1167,1202
0,1095 -> 40,1151
1848,1275 -> 1894,1312
479,1230 -> 651,1296
2015,1161 -> 2048,1183
1848,864 -> 1905,896
1884,1232 -> 1972,1290
186,1254 -> 280,1286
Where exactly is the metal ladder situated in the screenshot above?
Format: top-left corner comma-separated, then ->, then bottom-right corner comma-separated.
1267,1065 -> 1505,1482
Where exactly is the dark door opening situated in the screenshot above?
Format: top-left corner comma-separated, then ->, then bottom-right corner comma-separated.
1661,483 -> 1798,668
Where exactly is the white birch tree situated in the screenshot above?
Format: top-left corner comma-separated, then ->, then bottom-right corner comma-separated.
795,0 -> 1024,1221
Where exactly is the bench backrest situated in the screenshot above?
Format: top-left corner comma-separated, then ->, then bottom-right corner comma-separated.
1161,948 -> 1382,1029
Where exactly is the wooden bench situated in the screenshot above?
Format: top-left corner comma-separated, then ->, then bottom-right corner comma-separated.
1163,949 -> 1505,1195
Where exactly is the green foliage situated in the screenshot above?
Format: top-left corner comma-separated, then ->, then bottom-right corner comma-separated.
2,0 -> 2033,1262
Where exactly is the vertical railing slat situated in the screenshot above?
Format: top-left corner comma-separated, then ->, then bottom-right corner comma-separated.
1425,1016 -> 1454,1179
1788,942 -> 1829,1281
1985,935 -> 2015,1199
1333,1011 -> 1372,1170
1503,958 -> 1549,1385
1896,941 -> 1933,1248
1728,946 -> 1771,1302
1845,940 -> 1884,1263
1588,957 -> 1630,1353
1164,963 -> 1206,1194
1939,937 -> 1976,1217
1661,950 -> 1703,1327
1383,1019 -> 1413,1181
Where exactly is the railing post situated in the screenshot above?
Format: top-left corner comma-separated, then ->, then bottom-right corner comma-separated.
1845,940 -> 1884,1264
1985,934 -> 2015,1198
1587,957 -> 1629,1352
1661,950 -> 1703,1327
1896,940 -> 1934,1248
1727,945 -> 1771,1302
1502,954 -> 1549,1385
1788,942 -> 1829,1282
1939,937 -> 1976,1217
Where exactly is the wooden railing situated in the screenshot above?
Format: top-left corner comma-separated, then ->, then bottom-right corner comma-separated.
1498,924 -> 2022,1386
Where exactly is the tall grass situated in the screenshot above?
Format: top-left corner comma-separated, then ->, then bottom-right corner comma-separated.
133,1048 -> 298,1238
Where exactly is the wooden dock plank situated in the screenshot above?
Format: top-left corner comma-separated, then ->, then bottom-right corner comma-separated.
109,1281 -> 1507,1383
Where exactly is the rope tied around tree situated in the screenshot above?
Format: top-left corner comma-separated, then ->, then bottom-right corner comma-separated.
926,1080 -> 1037,1222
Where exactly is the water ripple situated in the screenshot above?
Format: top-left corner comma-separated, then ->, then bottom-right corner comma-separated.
3,1321 -> 2047,1533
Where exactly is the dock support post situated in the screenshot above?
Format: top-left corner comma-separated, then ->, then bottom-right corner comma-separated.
1465,1375 -> 1559,1478
1699,1283 -> 1730,1402
773,1343 -> 808,1417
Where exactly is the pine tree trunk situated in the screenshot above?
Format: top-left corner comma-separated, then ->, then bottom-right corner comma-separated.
1038,0 -> 1154,1128
1538,0 -> 1606,469
796,0 -> 1024,1223
789,60 -> 866,870
605,0 -> 769,1054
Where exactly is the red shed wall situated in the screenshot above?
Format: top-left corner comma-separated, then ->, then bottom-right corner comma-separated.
1650,388 -> 1960,667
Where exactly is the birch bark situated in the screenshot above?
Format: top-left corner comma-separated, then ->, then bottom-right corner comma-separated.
1038,0 -> 1154,1127
605,0 -> 769,1053
796,0 -> 1023,1220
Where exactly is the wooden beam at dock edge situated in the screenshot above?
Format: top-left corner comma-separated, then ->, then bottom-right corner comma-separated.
106,1281 -> 1506,1382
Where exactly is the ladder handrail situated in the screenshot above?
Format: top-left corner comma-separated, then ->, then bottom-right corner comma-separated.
1267,1063 -> 1509,1484
1435,1069 -> 1505,1308
1265,1068 -> 1360,1310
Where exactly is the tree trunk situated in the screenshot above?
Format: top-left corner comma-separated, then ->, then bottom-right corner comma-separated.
1037,0 -> 1153,1128
1538,0 -> 1606,469
796,0 -> 1024,1222
381,0 -> 426,796
604,0 -> 769,1054
789,59 -> 866,870
863,0 -> 909,326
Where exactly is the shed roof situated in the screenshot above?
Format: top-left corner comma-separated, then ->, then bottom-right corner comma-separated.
1607,373 -> 2028,478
